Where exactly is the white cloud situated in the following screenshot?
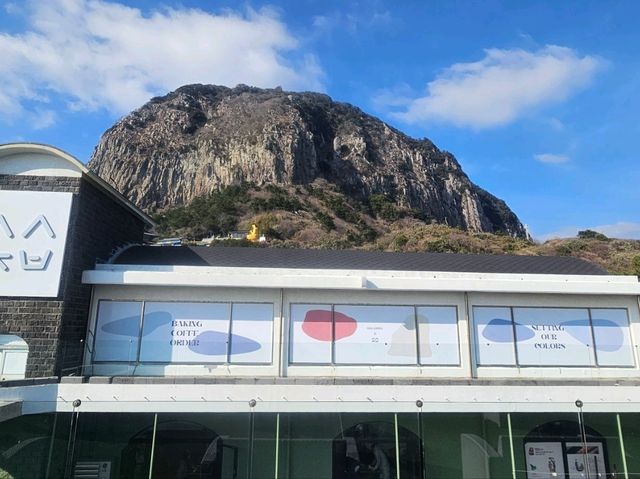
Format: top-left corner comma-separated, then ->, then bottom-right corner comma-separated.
0,0 -> 324,121
3,2 -> 20,14
537,222 -> 640,241
312,9 -> 392,35
389,45 -> 603,129
533,153 -> 570,164
547,117 -> 565,131
31,109 -> 57,130
371,83 -> 414,110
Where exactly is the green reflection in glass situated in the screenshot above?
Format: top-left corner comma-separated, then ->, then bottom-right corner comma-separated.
619,413 -> 640,478
0,412 -> 73,479
71,413 -> 156,479
510,412 -> 626,479
583,413 -> 625,477
422,413 -> 513,479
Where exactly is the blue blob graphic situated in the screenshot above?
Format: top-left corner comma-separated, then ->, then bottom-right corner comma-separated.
565,319 -> 623,351
558,319 -> 592,346
100,311 -> 176,337
513,322 -> 536,342
101,314 -> 141,337
188,331 -> 229,355
187,331 -> 262,356
229,334 -> 262,355
140,311 -> 173,336
482,318 -> 535,342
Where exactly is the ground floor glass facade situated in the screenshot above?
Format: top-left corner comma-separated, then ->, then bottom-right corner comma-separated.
1,411 -> 639,478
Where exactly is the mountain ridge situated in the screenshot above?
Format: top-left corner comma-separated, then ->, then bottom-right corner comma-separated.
89,83 -> 528,238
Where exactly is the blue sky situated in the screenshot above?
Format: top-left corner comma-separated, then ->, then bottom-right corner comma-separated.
1,0 -> 639,240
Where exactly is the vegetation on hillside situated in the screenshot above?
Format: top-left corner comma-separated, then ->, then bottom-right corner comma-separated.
152,182 -> 640,275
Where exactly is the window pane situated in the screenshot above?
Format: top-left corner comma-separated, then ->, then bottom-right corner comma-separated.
152,413 -> 251,479
229,303 -> 274,364
333,305 -> 416,365
511,412 -> 621,479
278,413 -> 343,479
513,308 -> 594,366
620,413 -> 640,476
417,306 -> 459,365
140,302 -> 230,363
93,301 -> 142,362
591,309 -> 635,367
422,413 -> 513,478
290,304 -> 332,364
473,307 -> 515,366
0,413 -> 61,479
2,351 -> 27,376
74,413 -> 156,479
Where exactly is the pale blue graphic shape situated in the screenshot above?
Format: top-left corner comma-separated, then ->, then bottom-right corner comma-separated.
482,318 -> 535,342
566,318 -> 623,351
229,333 -> 263,355
100,311 -> 173,336
101,314 -> 143,337
482,317 -> 623,351
189,331 -> 261,356
559,319 -> 593,346
140,311 -> 173,336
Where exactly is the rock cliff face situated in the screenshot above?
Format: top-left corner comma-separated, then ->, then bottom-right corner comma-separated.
89,84 -> 527,237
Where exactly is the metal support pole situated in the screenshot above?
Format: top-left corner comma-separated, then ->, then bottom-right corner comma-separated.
147,413 -> 158,479
576,399 -> 592,478
394,413 -> 401,479
45,412 -> 59,479
616,414 -> 630,479
274,413 -> 280,479
63,399 -> 82,479
507,413 -> 517,479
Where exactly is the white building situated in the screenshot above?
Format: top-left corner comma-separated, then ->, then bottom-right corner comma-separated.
1,143 -> 640,479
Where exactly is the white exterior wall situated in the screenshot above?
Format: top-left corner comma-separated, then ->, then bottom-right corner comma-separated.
85,282 -> 640,380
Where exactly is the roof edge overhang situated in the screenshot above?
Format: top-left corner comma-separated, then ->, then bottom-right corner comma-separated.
0,142 -> 155,228
83,264 -> 640,295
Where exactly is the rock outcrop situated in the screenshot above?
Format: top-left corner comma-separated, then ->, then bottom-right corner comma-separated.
89,84 -> 528,237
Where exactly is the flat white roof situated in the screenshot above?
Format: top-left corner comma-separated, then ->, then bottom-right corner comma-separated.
84,263 -> 640,295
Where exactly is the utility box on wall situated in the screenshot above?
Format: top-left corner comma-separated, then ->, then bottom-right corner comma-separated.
0,143 -> 153,378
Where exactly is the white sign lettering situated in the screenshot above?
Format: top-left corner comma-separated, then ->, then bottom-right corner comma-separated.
0,191 -> 72,297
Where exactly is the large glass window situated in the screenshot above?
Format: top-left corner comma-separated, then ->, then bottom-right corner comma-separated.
511,413 -> 625,479
473,306 -> 634,368
473,306 -> 516,366
591,309 -> 635,367
421,413 -> 513,478
93,301 -> 275,365
140,302 -> 230,363
513,308 -> 593,367
230,303 -> 274,364
417,306 -> 459,365
290,304 -> 460,366
93,301 -> 143,362
333,305 -> 416,365
290,304 -> 333,364
73,413 -> 156,479
3,412 -> 637,478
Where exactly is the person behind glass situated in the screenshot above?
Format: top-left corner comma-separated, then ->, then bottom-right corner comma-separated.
364,440 -> 391,479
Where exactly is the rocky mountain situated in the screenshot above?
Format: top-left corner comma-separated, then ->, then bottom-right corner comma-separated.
89,84 -> 528,237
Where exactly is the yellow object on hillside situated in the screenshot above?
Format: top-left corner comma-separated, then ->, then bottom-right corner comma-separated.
246,223 -> 259,242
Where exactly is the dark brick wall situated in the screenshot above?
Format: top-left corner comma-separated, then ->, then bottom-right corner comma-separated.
0,174 -> 146,377
57,179 -> 146,374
